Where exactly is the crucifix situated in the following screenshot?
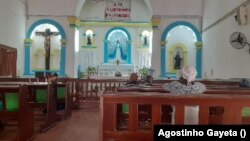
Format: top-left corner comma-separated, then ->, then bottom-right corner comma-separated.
36,28 -> 59,70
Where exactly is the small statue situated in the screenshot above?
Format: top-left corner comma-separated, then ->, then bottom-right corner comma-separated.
116,59 -> 120,65
174,51 -> 182,70
143,35 -> 148,46
87,34 -> 92,45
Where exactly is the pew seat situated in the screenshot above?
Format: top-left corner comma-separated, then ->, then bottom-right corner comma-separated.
0,85 -> 34,141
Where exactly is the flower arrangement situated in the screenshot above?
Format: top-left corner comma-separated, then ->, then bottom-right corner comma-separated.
86,66 -> 97,76
138,67 -> 155,80
139,67 -> 149,79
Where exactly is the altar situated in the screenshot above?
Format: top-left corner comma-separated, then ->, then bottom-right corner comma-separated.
98,63 -> 134,77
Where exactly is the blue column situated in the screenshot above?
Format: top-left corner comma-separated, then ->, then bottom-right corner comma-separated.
196,47 -> 202,79
104,40 -> 108,63
24,45 -> 31,75
24,39 -> 33,76
160,47 -> 166,77
127,41 -> 131,64
60,45 -> 66,75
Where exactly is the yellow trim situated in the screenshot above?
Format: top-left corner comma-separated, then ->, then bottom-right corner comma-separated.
168,43 -> 188,73
24,38 -> 33,46
60,39 -> 67,46
160,40 -> 167,46
81,45 -> 97,49
151,18 -> 161,26
195,41 -> 202,49
24,38 -> 33,43
67,16 -> 80,28
196,46 -> 202,50
80,21 -> 152,27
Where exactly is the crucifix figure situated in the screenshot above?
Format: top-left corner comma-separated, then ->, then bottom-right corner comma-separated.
36,28 -> 59,70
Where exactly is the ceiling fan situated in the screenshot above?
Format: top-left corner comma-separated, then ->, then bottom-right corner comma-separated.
230,32 -> 250,53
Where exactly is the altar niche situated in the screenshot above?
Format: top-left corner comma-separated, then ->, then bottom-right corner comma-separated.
168,43 -> 188,73
36,28 -> 60,70
82,29 -> 97,48
107,30 -> 129,64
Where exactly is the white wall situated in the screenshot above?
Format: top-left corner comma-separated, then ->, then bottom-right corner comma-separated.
203,0 -> 250,79
0,0 -> 26,77
151,0 -> 203,16
203,0 -> 246,29
27,0 -> 79,16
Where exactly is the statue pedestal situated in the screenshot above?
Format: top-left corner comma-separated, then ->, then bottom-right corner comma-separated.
99,64 -> 134,77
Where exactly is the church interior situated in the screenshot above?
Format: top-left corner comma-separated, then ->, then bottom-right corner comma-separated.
1,0 -> 250,141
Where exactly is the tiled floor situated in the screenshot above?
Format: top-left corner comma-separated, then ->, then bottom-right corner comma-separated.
33,102 -> 100,141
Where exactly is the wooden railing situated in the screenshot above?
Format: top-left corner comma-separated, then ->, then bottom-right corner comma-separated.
101,92 -> 250,141
73,78 -> 128,102
0,77 -> 242,104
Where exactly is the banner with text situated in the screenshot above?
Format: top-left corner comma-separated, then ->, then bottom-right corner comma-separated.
105,0 -> 131,21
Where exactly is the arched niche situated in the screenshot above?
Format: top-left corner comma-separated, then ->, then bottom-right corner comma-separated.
168,43 -> 188,73
24,19 -> 66,76
160,21 -> 202,78
104,27 -> 131,64
82,29 -> 97,48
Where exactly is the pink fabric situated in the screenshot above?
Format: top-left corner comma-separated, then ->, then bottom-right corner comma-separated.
181,66 -> 197,85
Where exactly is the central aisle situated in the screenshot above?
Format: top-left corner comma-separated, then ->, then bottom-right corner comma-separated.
33,102 -> 100,141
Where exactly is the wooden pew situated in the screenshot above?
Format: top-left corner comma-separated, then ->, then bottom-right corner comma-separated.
116,84 -> 250,123
0,81 -> 72,124
26,82 -> 57,132
0,82 -> 57,131
0,85 -> 34,141
55,82 -> 72,120
57,78 -> 78,109
101,92 -> 250,141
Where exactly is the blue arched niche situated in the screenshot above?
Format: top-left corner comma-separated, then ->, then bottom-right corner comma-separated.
24,19 -> 66,76
160,21 -> 202,78
104,27 -> 132,64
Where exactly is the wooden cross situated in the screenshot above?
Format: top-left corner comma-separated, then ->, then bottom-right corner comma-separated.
36,28 -> 59,70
